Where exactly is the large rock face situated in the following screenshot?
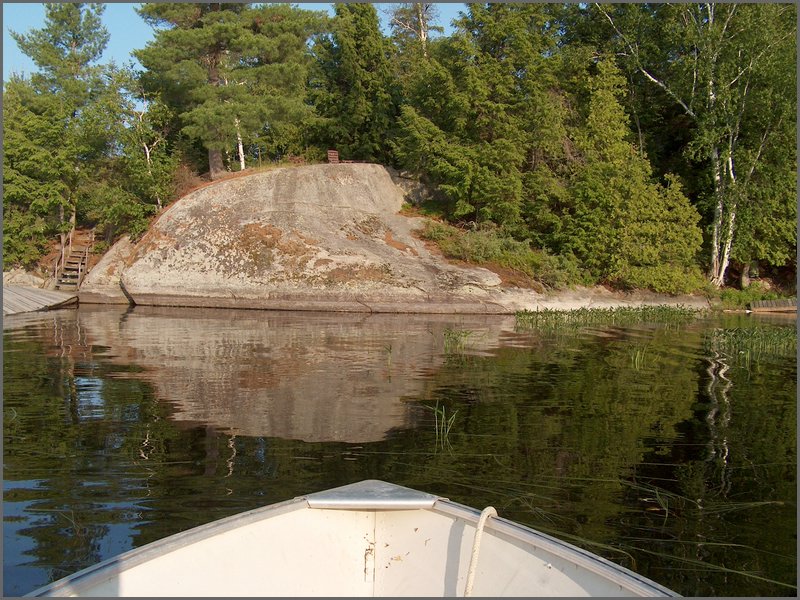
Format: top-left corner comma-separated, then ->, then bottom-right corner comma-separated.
119,163 -> 533,313
81,163 -> 710,313
79,235 -> 133,304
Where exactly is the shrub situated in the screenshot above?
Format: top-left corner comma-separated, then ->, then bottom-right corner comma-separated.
418,220 -> 578,289
718,285 -> 786,310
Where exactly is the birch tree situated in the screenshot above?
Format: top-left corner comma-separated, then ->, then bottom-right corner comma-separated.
595,3 -> 796,287
387,3 -> 443,59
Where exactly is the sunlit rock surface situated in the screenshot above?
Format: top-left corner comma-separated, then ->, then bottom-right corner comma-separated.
118,163 -> 530,313
82,163 -> 710,313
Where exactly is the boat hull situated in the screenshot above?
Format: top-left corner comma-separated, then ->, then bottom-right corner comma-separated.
27,480 -> 678,597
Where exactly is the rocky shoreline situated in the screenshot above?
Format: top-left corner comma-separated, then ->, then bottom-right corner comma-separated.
13,163 -> 713,315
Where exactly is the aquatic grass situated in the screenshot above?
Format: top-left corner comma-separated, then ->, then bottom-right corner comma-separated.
424,402 -> 458,451
532,526 -> 641,568
704,326 -> 797,368
515,305 -> 702,333
692,500 -> 789,515
383,343 -> 392,368
625,544 -> 798,591
442,327 -> 473,354
629,345 -> 649,370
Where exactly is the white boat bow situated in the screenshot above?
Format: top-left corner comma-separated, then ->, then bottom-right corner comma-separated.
27,480 -> 679,597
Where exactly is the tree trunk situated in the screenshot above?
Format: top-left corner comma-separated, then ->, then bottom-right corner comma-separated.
740,262 -> 751,289
207,58 -> 226,180
709,147 -> 725,286
416,3 -> 428,58
208,148 -> 225,180
235,118 -> 246,171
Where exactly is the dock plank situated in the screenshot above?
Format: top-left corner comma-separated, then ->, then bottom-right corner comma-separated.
749,297 -> 797,313
3,286 -> 78,316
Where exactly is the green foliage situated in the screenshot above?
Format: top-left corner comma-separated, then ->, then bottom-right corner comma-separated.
2,78 -> 64,267
716,286 -> 787,311
79,180 -> 158,242
136,3 -> 324,175
592,4 -> 797,286
3,1 -> 794,292
3,4 -> 122,267
418,220 -> 581,289
392,4 -> 565,228
309,3 -> 397,163
558,58 -> 705,294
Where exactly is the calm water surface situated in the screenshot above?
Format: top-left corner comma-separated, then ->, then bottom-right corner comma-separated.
3,305 -> 796,596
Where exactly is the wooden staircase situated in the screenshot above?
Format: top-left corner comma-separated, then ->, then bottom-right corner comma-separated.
54,228 -> 95,291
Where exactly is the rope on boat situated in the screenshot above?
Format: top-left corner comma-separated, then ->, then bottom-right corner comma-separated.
464,506 -> 497,597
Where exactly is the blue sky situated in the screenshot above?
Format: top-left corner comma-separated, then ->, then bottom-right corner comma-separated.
3,3 -> 466,82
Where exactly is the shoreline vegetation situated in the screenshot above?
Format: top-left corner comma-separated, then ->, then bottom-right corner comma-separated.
4,4 -> 795,308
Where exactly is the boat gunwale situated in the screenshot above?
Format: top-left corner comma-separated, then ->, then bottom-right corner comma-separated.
25,496 -> 308,597
431,498 -> 680,598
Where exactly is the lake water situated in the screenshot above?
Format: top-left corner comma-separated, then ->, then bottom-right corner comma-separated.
3,305 -> 796,596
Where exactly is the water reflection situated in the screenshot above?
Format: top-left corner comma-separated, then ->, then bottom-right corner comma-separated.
3,306 -> 795,597
9,306 -> 521,443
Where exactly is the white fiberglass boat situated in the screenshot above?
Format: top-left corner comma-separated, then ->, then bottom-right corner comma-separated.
27,480 -> 679,597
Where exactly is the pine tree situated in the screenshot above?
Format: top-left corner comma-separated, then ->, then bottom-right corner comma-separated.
135,3 -> 252,179
135,3 -> 324,177
4,3 -> 120,267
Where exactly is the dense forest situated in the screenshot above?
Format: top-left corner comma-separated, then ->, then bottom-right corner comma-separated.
3,3 -> 796,295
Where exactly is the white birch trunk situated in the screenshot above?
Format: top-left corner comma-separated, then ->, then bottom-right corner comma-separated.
714,148 -> 738,286
142,141 -> 163,210
235,118 -> 246,171
709,146 -> 724,285
416,3 -> 428,58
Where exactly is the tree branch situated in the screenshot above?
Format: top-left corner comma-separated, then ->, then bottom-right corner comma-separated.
594,3 -> 697,120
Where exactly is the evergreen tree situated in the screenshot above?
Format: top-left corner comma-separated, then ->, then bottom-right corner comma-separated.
4,3 -> 120,267
237,4 -> 326,162
3,77 -> 66,267
558,58 -> 703,293
393,4 -> 565,229
310,3 -> 397,162
135,3 -> 324,178
135,3 -> 252,179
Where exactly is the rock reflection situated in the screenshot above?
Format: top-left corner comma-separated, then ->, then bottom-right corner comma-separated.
34,306 -> 517,442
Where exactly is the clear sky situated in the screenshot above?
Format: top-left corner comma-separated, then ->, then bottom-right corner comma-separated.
3,3 -> 466,82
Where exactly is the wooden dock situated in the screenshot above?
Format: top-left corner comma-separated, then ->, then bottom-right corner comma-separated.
749,298 -> 797,313
3,285 -> 78,316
